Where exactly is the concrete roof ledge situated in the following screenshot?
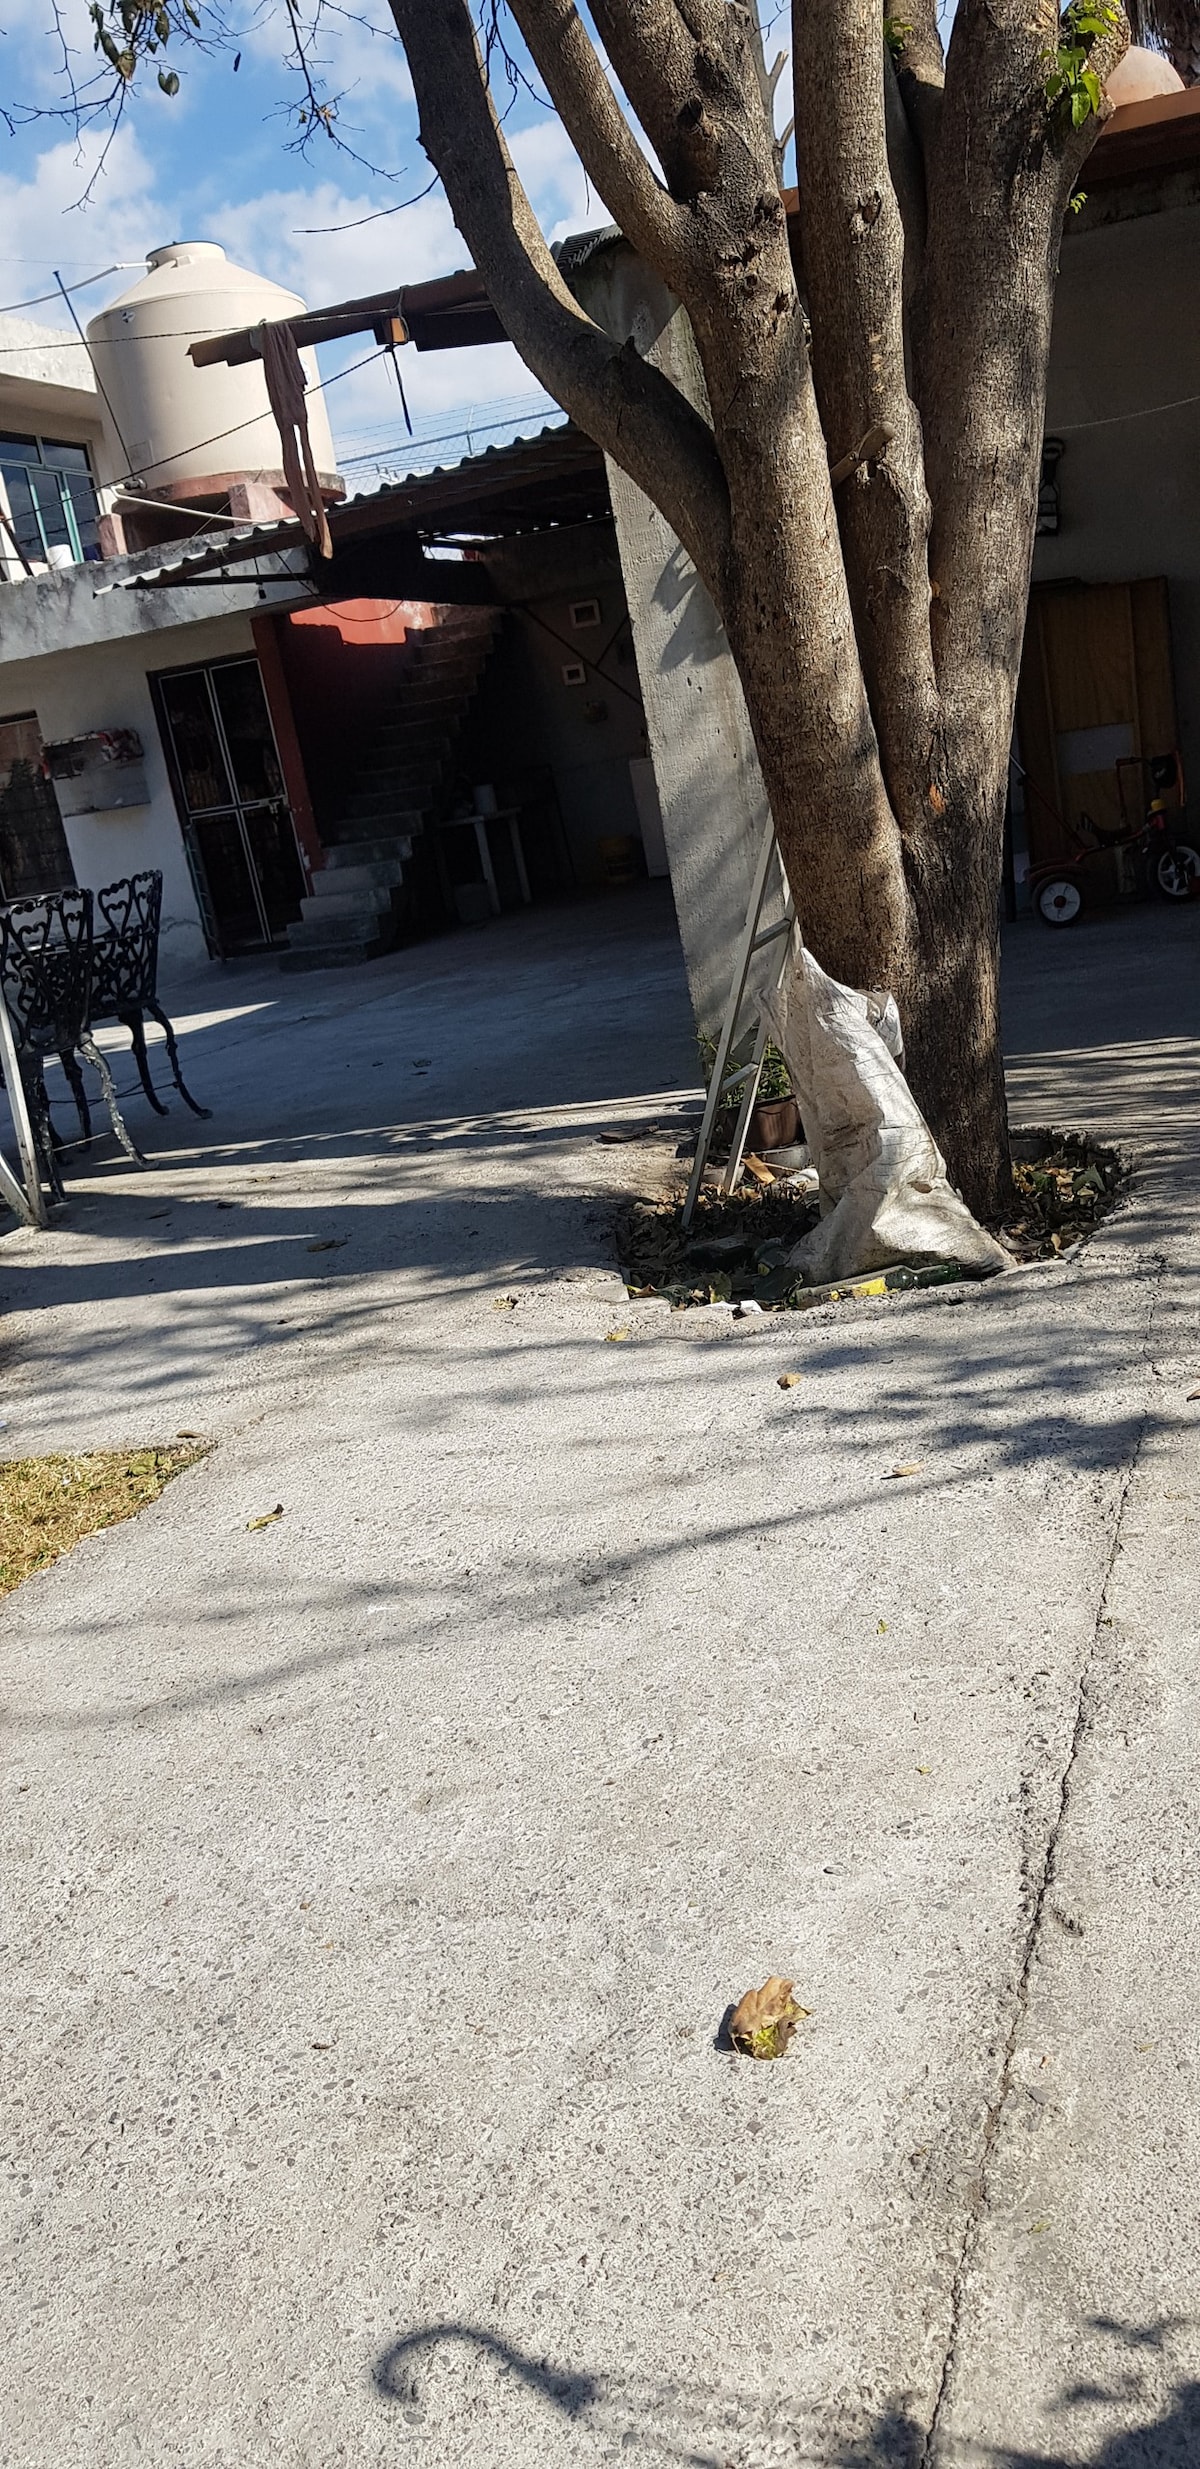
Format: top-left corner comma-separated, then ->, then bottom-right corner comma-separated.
0,542 -> 308,662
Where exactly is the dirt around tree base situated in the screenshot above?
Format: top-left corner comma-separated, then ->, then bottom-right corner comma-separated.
1003,1128 -> 1126,1261
614,1128 -> 1126,1312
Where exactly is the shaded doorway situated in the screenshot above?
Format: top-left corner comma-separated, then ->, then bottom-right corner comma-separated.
151,657 -> 306,955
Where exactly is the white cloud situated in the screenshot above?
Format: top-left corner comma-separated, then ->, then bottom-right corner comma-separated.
201,176 -> 464,309
0,127 -> 163,311
200,167 -> 568,460
0,93 -> 606,477
509,115 -> 601,242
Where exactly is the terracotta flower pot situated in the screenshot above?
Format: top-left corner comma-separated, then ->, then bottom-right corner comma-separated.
749,1095 -> 801,1152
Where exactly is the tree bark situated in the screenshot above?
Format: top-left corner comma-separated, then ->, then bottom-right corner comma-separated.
389,0 -> 1131,1224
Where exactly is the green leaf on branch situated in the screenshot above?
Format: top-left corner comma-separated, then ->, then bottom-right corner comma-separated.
1042,0 -> 1119,133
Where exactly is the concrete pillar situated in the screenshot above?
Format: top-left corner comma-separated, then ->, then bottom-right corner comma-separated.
571,241 -> 774,1037
228,477 -> 292,522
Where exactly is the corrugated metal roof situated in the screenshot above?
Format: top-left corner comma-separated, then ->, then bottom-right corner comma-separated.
353,416 -> 572,500
93,521 -> 309,593
95,419 -> 604,589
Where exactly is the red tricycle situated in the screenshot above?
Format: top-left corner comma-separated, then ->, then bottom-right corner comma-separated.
1029,750 -> 1200,925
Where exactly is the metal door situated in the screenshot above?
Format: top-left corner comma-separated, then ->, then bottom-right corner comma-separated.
152,657 -> 306,956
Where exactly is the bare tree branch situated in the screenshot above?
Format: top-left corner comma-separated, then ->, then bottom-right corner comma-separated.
587,0 -> 754,206
505,0 -> 692,285
882,48 -> 928,298
891,0 -> 945,161
792,0 -> 940,835
389,0 -> 732,593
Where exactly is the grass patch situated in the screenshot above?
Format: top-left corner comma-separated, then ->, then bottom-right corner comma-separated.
0,1443 -> 209,1600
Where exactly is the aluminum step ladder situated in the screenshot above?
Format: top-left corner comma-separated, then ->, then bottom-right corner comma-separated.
681,818 -> 797,1231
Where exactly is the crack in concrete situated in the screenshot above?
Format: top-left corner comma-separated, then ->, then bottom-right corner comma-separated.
918,1252 -> 1168,2469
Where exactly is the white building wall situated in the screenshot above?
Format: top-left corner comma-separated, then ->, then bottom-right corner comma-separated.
0,607 -> 259,979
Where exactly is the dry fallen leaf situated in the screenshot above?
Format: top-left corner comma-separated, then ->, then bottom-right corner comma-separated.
176,1428 -> 202,1439
886,1462 -> 923,1479
493,1294 -> 519,1312
247,1504 -> 284,1531
605,1327 -> 633,1344
1188,1389 -> 1200,1402
307,1238 -> 348,1254
729,1975 -> 809,2060
777,1372 -> 803,1390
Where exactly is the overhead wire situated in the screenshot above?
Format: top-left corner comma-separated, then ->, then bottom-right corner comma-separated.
0,264 -> 139,318
0,327 -> 332,348
339,405 -> 565,471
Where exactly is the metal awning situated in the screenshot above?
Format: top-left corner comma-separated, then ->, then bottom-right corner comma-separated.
92,524 -> 312,593
93,422 -> 610,592
342,423 -> 608,541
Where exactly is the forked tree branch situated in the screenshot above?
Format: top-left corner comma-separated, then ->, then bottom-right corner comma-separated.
792,0 -> 941,833
587,0 -> 752,208
505,0 -> 691,288
388,0 -> 731,594
891,0 -> 946,162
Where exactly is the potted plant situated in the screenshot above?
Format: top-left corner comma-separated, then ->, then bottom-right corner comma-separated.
749,1043 -> 801,1153
699,1034 -> 802,1155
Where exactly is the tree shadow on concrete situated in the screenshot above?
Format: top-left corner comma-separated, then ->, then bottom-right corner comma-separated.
371,2317 -> 899,2464
368,2317 -> 1200,2467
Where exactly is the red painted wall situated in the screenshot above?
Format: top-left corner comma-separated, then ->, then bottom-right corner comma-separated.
270,599 -> 437,844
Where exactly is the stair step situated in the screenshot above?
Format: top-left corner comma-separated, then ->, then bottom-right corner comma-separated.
309,608 -> 504,914
340,789 -> 426,824
408,655 -> 485,684
311,857 -> 408,895
300,886 -> 396,924
364,751 -> 442,780
429,612 -> 501,639
323,835 -> 415,868
279,937 -> 392,973
375,713 -> 468,744
286,908 -> 390,943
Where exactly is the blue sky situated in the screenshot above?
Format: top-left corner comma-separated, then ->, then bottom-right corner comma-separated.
0,4 -> 955,484
0,0 -> 605,478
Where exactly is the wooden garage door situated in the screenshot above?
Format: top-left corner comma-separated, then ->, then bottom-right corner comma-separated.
1017,579 -> 1178,863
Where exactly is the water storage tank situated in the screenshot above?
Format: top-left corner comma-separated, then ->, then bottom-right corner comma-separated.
1105,44 -> 1185,105
86,240 -> 340,504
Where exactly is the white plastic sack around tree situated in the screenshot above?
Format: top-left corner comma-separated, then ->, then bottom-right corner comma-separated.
760,948 -> 1011,1286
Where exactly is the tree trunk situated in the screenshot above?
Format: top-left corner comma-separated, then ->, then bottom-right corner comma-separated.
903,779 -> 1012,1224
390,0 -> 1128,1227
710,467 -> 1014,1223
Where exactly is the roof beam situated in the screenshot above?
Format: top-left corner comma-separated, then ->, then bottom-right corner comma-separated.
189,269 -> 506,370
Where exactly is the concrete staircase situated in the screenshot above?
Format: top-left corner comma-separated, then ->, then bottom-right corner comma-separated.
281,606 -> 504,971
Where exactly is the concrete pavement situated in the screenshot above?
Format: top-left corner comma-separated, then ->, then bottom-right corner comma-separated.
2,888 -> 1199,2469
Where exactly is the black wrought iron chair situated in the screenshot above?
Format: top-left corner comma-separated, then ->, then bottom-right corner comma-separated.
1,888 -> 142,1202
62,870 -> 210,1142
